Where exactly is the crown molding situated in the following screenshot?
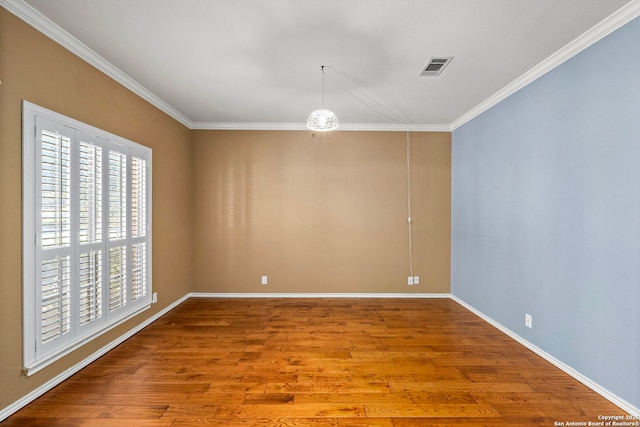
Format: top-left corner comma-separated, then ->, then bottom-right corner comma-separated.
4,0 -> 639,133
337,123 -> 452,132
3,0 -> 444,133
451,0 -> 640,131
191,122 -> 451,132
191,122 -> 308,131
0,0 -> 194,129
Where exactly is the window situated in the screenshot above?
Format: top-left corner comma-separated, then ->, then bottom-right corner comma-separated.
22,101 -> 152,375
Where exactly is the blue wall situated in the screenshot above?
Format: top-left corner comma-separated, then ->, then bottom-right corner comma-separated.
452,17 -> 640,409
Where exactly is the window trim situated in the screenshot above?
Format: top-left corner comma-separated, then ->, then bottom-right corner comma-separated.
22,101 -> 153,376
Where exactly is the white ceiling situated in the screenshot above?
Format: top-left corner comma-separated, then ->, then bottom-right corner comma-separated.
8,0 -> 640,130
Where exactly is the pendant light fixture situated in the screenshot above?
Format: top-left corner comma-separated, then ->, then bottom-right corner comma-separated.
307,66 -> 339,131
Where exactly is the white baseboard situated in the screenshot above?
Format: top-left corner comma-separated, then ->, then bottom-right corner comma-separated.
3,292 -> 637,421
0,293 -> 190,423
189,292 -> 452,299
450,295 -> 640,416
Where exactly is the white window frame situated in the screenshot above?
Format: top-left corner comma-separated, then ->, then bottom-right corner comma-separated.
22,101 -> 152,376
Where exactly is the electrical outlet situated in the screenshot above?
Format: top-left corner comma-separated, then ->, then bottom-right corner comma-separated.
525,313 -> 533,328
152,292 -> 158,304
261,276 -> 268,285
408,276 -> 414,285
413,276 -> 420,285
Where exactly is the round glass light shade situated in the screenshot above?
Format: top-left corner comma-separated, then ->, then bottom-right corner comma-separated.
306,109 -> 339,131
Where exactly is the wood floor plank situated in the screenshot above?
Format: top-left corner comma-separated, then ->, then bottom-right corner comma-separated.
243,393 -> 296,405
8,404 -> 167,420
172,418 -> 339,427
158,404 -> 219,418
338,419 -> 395,427
214,403 -> 366,419
389,380 -> 537,393
266,382 -> 392,394
391,417 -> 554,427
408,391 -> 478,404
32,392 -> 103,406
294,393 -> 414,405
1,298 -> 629,426
363,403 -> 500,418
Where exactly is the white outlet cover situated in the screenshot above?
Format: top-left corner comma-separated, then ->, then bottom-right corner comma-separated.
261,276 -> 268,285
414,276 -> 420,284
408,276 -> 414,285
525,313 -> 533,328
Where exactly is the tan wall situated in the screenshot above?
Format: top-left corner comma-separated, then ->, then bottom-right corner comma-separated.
0,9 -> 192,408
191,130 -> 450,294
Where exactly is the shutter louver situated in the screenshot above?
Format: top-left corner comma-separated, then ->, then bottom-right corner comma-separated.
131,242 -> 146,301
79,250 -> 103,325
131,156 -> 148,303
41,131 -> 71,248
41,256 -> 71,344
109,246 -> 127,312
109,151 -> 127,241
79,142 -> 103,244
131,157 -> 147,238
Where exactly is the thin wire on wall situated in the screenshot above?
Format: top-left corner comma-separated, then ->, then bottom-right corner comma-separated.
406,129 -> 414,280
323,70 -> 406,126
323,69 -> 416,281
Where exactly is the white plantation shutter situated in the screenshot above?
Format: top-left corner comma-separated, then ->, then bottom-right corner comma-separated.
41,129 -> 72,249
109,150 -> 127,241
23,102 -> 152,375
131,156 -> 148,303
108,245 -> 127,311
40,256 -> 71,344
131,156 -> 147,239
37,120 -> 75,357
77,136 -> 106,336
79,140 -> 103,244
78,250 -> 103,326
107,148 -> 129,320
131,242 -> 147,302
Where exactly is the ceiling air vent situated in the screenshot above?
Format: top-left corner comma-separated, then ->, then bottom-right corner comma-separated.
419,57 -> 453,77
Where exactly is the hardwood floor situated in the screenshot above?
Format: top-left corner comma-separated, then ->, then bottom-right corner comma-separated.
2,298 -> 627,426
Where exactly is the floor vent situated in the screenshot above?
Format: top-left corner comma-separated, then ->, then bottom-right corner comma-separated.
419,57 -> 453,77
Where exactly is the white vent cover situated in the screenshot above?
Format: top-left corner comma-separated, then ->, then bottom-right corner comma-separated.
419,57 -> 453,77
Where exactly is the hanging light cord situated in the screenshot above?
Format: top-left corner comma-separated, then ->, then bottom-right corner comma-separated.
322,68 -> 417,282
322,69 -> 406,125
321,65 -> 326,108
406,129 -> 414,279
